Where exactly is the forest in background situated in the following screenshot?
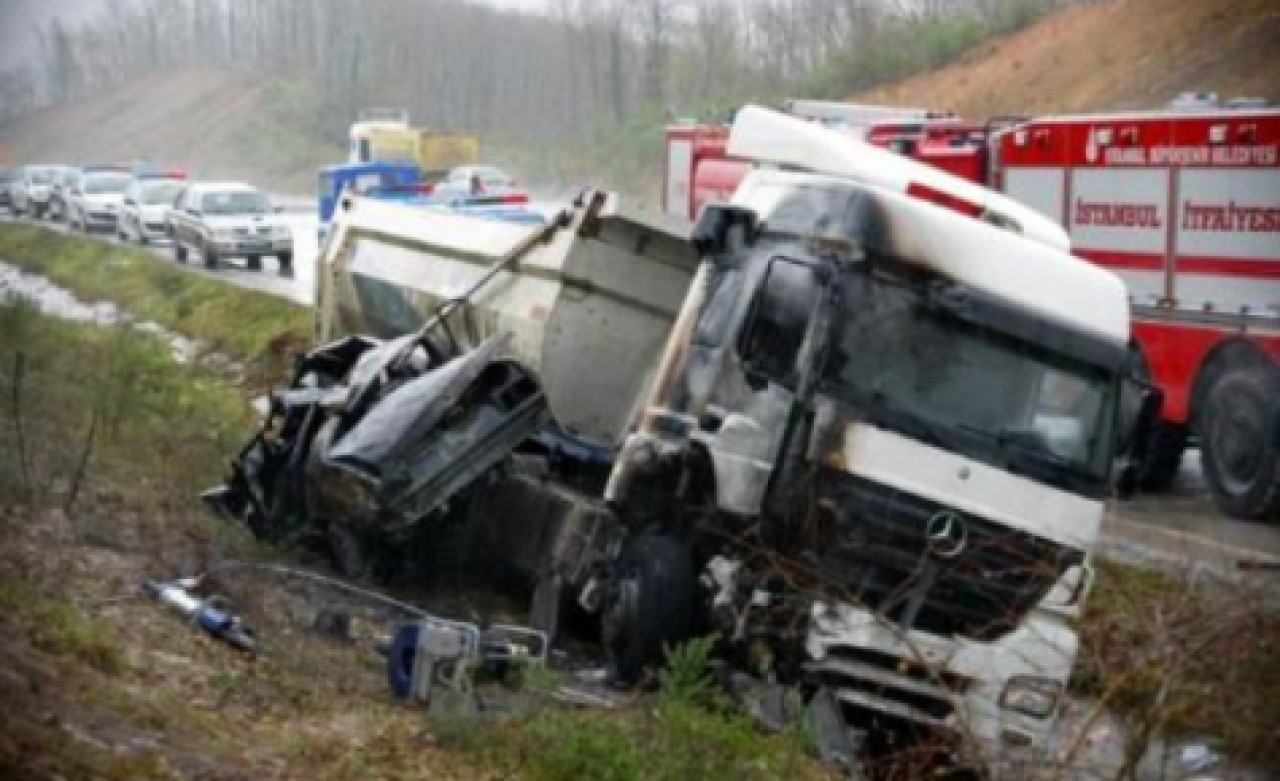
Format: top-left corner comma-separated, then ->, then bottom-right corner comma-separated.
0,0 -> 1095,196
0,0 -> 1083,133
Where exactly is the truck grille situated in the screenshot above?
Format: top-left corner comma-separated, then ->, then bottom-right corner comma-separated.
813,472 -> 1082,641
808,646 -> 972,726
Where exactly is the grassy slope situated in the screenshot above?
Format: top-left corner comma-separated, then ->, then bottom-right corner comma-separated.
0,229 -> 835,780
0,223 -> 311,373
858,0 -> 1280,117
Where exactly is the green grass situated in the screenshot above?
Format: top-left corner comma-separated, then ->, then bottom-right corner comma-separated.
0,224 -> 310,372
0,297 -> 254,508
0,576 -> 124,675
433,635 -> 828,781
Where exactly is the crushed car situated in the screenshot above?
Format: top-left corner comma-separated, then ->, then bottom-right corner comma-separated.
205,106 -> 1160,778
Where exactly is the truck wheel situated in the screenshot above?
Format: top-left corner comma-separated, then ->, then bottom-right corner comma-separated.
327,522 -> 373,580
173,239 -> 188,264
246,255 -> 263,271
601,533 -> 695,687
1201,364 -> 1280,522
277,252 -> 294,276
202,240 -> 219,270
1138,422 -> 1187,492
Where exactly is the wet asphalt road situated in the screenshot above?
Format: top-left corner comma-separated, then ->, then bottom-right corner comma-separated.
2,204 -> 1278,567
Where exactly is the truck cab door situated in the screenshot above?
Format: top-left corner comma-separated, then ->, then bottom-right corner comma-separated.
700,256 -> 828,516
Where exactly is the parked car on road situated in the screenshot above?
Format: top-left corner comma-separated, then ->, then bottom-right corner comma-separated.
11,165 -> 62,218
0,168 -> 15,211
67,169 -> 133,233
167,182 -> 293,273
118,177 -> 186,244
46,166 -> 83,223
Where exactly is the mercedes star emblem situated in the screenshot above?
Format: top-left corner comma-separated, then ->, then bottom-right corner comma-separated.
926,510 -> 968,559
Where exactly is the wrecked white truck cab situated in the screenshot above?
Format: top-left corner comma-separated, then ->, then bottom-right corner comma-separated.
208,106 -> 1153,775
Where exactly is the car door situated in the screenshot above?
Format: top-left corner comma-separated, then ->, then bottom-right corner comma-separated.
121,181 -> 139,236
66,173 -> 83,224
171,187 -> 195,243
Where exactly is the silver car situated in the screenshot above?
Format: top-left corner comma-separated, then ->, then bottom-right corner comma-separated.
46,167 -> 83,223
11,165 -> 62,218
167,182 -> 293,273
118,178 -> 186,244
67,170 -> 133,233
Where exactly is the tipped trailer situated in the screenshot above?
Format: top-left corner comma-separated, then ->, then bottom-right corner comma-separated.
209,107 -> 1155,776
668,97 -> 1280,522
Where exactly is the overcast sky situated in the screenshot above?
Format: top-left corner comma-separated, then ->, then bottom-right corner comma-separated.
0,0 -> 550,70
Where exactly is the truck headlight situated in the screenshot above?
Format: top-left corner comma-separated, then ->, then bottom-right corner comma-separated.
999,676 -> 1062,719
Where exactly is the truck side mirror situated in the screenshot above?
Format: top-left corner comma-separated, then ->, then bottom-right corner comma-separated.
692,204 -> 758,258
1115,384 -> 1164,499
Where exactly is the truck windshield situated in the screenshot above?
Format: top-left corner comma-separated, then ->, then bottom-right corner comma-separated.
824,268 -> 1115,497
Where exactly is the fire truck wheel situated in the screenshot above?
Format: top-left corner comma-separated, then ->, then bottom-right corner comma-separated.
601,533 -> 695,688
1138,422 -> 1187,492
1201,364 -> 1280,522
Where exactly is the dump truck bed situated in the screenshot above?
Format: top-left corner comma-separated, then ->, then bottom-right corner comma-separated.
316,192 -> 700,446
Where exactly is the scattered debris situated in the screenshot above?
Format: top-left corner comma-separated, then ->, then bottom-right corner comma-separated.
142,578 -> 257,655
386,618 -> 547,714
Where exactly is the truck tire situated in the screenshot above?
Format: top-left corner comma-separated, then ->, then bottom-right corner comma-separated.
173,238 -> 188,264
246,255 -> 263,271
277,252 -> 293,276
327,522 -> 373,580
1201,363 -> 1280,522
1138,422 -> 1187,492
601,533 -> 695,687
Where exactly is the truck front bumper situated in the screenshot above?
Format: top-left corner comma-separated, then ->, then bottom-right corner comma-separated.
806,601 -> 1079,777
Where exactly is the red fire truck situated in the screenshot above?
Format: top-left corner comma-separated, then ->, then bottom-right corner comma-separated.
664,99 -> 1280,522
